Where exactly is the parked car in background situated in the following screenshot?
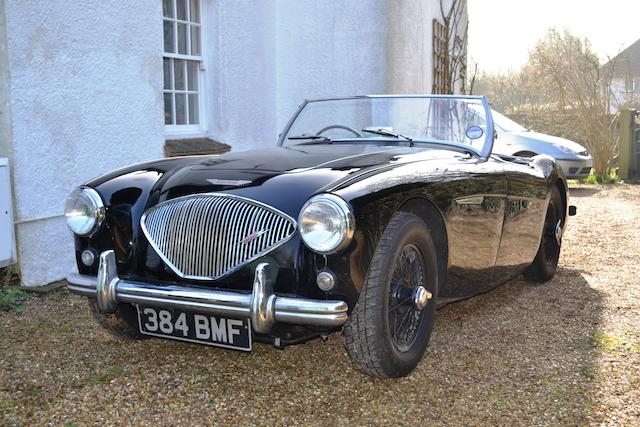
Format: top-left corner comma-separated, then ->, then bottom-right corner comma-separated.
65,95 -> 574,379
490,110 -> 593,179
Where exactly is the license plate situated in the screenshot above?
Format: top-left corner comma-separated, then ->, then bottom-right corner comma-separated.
136,305 -> 252,351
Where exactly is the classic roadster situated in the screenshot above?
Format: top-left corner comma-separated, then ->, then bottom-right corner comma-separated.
66,95 -> 573,378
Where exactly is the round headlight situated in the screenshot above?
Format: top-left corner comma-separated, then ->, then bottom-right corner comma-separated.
299,194 -> 355,254
64,187 -> 105,236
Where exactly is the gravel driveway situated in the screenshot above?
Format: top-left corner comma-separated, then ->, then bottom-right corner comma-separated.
1,184 -> 639,426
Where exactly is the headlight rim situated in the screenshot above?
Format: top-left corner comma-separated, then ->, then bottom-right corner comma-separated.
65,186 -> 106,236
299,193 -> 355,255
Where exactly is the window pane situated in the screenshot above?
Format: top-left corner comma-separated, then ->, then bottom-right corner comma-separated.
187,61 -> 198,91
175,93 -> 186,125
189,94 -> 199,124
176,0 -> 187,21
190,25 -> 201,55
164,93 -> 173,125
163,58 -> 172,90
177,23 -> 187,55
189,0 -> 200,23
162,0 -> 174,18
174,59 -> 185,90
163,20 -> 175,53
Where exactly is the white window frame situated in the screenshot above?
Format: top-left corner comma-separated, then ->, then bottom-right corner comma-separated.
163,0 -> 207,138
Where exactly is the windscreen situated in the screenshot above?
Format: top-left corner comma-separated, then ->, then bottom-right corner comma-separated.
282,96 -> 491,154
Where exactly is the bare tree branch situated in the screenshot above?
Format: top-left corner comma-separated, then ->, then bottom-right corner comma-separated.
438,0 -> 468,94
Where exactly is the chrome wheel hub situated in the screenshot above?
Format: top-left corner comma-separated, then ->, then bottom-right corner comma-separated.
388,244 -> 430,352
412,286 -> 432,311
554,219 -> 563,245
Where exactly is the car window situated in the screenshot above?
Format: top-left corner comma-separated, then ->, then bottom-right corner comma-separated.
491,110 -> 527,133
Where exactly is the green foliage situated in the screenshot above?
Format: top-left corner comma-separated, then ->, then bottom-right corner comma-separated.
592,330 -> 640,355
578,171 -> 620,184
0,266 -> 27,314
0,287 -> 28,314
475,28 -> 625,177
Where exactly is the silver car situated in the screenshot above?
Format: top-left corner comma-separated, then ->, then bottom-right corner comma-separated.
491,110 -> 593,179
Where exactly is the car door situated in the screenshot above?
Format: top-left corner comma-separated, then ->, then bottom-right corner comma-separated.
440,158 -> 509,299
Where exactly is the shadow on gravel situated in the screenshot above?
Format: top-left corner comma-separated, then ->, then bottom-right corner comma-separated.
407,266 -> 604,423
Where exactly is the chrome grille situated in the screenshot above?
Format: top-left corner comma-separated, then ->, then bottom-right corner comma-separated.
141,193 -> 296,280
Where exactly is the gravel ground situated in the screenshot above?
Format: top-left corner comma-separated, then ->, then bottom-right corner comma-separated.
1,184 -> 639,426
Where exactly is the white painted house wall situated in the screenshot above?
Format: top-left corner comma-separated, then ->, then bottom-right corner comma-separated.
610,78 -> 640,113
2,0 -> 165,285
275,0 -> 391,127
0,0 -> 465,286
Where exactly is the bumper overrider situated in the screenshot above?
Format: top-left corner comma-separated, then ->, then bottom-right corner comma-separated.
67,250 -> 349,334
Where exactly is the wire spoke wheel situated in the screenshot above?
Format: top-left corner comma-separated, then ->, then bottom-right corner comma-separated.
524,185 -> 564,283
344,211 -> 438,378
542,197 -> 562,267
388,244 -> 426,352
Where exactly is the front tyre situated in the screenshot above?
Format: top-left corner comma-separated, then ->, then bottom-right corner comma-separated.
344,212 -> 438,378
524,185 -> 564,282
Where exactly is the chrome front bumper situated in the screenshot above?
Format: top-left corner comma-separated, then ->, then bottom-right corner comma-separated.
67,250 -> 348,334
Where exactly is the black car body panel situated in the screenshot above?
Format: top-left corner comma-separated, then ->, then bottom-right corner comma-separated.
67,95 -> 570,353
75,143 -> 564,314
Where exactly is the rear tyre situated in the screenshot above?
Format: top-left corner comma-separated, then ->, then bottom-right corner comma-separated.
88,299 -> 147,340
344,212 -> 438,379
524,186 -> 564,282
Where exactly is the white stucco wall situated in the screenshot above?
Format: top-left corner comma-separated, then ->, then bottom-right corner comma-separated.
0,0 -> 12,161
389,0 -> 465,94
609,77 -> 640,112
207,0 -> 392,149
205,1 -> 278,152
0,0 -> 17,267
274,0 -> 390,129
4,0 -> 165,285
2,0 -> 466,286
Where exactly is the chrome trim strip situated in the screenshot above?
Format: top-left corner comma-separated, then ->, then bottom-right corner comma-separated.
66,251 -> 348,332
140,193 -> 297,281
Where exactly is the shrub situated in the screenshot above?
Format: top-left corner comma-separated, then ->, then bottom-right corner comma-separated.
0,288 -> 28,314
0,266 -> 27,314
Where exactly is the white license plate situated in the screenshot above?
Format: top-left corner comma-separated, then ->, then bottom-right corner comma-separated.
136,305 -> 252,351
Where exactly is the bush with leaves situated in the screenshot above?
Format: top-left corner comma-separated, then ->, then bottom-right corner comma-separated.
473,28 -> 635,179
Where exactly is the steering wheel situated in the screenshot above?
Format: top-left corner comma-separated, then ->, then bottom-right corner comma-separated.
316,124 -> 363,137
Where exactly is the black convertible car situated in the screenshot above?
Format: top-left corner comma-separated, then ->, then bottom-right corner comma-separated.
66,95 -> 573,378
